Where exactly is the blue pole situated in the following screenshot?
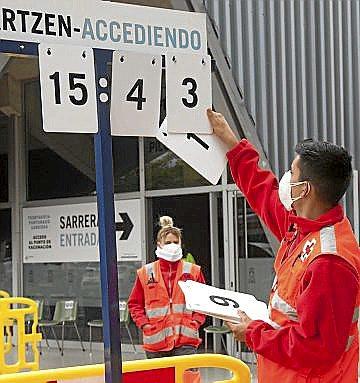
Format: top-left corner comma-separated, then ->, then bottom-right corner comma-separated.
93,48 -> 122,383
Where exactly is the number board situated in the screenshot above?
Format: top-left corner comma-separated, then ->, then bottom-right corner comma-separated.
156,118 -> 228,185
38,43 -> 98,133
166,53 -> 212,134
110,51 -> 162,137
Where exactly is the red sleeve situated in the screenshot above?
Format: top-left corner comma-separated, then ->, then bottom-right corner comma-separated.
127,275 -> 149,329
245,256 -> 359,370
227,139 -> 289,241
192,270 -> 207,326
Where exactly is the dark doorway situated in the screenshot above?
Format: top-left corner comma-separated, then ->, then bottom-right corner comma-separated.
148,194 -> 211,290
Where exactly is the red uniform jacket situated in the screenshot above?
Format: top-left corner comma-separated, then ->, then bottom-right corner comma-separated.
227,139 -> 359,370
128,258 -> 206,329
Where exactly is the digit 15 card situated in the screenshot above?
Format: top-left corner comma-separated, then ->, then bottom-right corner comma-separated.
178,280 -> 270,323
38,43 -> 98,133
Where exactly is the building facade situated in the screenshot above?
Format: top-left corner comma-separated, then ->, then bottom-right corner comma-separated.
0,0 -> 359,344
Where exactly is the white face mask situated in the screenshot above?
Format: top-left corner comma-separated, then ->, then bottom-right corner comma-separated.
156,243 -> 183,262
278,170 -> 309,211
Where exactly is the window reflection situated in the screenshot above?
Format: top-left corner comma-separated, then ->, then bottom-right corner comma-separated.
23,261 -> 142,343
145,137 -> 210,190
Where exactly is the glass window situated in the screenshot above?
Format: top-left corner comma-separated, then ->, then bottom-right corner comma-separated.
0,209 -> 11,294
246,201 -> 274,258
145,137 -> 211,190
113,137 -> 139,193
0,115 -> 8,202
23,261 -> 141,343
0,53 -> 10,204
235,199 -> 275,302
25,79 -> 97,200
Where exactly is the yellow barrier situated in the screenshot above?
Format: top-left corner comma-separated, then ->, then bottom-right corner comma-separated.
0,290 -> 12,355
0,297 -> 42,374
0,291 -> 10,299
0,354 -> 251,383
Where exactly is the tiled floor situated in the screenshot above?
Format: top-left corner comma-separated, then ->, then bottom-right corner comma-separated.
5,342 -> 258,382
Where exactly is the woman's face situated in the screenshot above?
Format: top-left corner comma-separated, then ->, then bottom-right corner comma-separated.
158,232 -> 181,248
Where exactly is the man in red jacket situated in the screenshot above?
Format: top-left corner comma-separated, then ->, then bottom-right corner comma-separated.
207,109 -> 360,382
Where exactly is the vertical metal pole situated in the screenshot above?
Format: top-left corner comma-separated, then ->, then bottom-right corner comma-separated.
10,115 -> 25,298
93,48 -> 122,383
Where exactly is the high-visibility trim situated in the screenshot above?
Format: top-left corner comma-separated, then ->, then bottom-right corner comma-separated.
182,262 -> 192,274
172,303 -> 192,314
352,307 -> 359,323
143,327 -> 173,344
178,325 -> 198,339
320,226 -> 337,253
145,261 -> 192,280
271,291 -> 299,322
146,307 -> 169,318
143,324 -> 198,345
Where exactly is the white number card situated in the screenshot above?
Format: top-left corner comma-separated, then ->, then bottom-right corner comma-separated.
166,53 -> 212,134
111,51 -> 162,137
38,43 -> 98,133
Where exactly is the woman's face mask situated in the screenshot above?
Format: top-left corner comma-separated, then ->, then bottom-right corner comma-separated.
278,170 -> 310,211
156,243 -> 183,262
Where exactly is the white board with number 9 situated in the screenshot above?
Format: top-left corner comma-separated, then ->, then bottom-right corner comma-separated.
166,53 -> 212,134
38,44 -> 98,134
110,51 -> 162,137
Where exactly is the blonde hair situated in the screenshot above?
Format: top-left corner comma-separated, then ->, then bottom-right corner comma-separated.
156,216 -> 182,243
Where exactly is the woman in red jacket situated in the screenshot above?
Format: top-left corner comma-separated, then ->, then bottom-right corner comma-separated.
128,216 -> 206,365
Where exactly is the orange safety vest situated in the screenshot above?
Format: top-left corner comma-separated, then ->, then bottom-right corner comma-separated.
138,260 -> 202,352
257,218 -> 360,383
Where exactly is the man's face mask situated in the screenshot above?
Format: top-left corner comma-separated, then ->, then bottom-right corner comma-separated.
278,170 -> 310,211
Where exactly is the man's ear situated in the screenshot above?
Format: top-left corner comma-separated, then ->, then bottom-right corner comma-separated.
301,182 -> 311,198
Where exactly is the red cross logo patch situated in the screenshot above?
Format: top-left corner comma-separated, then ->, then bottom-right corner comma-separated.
300,239 -> 316,262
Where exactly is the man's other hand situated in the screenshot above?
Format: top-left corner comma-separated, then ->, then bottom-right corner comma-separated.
226,310 -> 252,342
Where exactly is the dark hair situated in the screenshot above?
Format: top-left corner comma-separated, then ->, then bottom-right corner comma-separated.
295,140 -> 352,205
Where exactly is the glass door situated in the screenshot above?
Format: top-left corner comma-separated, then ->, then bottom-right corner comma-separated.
226,190 -> 275,301
225,190 -> 275,362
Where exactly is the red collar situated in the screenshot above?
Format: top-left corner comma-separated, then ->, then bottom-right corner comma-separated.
288,205 -> 344,235
158,258 -> 181,270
